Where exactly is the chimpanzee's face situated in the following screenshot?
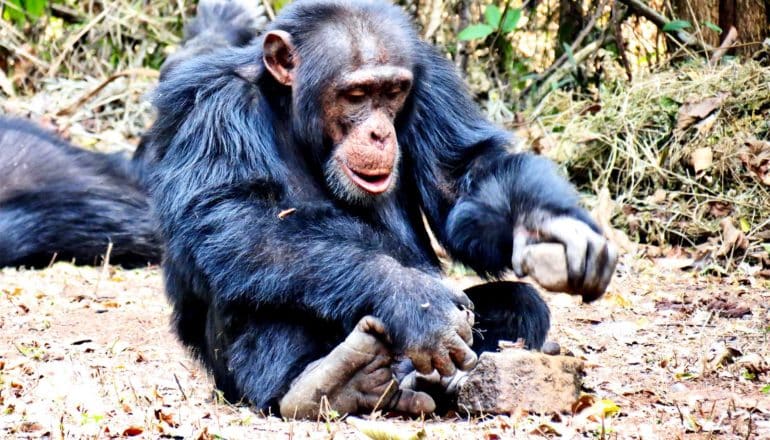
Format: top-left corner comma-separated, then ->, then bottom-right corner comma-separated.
262,26 -> 414,204
319,64 -> 412,204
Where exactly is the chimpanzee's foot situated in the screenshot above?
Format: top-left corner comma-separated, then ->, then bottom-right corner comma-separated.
397,364 -> 469,414
279,316 -> 436,419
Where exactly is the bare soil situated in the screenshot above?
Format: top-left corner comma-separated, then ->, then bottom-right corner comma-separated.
0,255 -> 768,439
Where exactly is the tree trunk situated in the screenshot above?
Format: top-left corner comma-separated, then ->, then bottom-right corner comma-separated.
671,0 -> 768,56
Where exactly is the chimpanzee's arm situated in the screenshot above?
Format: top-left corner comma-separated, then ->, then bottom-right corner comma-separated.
403,43 -> 615,299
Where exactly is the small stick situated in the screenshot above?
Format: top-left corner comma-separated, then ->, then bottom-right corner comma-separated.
56,68 -> 159,116
173,373 -> 188,401
262,0 -> 276,21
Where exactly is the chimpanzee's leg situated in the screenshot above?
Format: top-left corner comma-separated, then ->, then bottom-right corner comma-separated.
279,316 -> 436,418
205,307 -> 434,418
465,281 -> 551,353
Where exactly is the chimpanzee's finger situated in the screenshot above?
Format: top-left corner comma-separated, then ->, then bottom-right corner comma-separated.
446,287 -> 473,309
581,233 -> 611,300
451,308 -> 474,345
448,334 -> 477,371
362,387 -> 436,415
356,315 -> 389,338
408,351 -> 434,375
511,226 -> 530,278
390,389 -> 436,414
431,348 -> 457,377
541,217 -> 590,292
584,241 -> 618,302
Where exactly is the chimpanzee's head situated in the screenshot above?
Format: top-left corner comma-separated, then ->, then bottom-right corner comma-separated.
261,0 -> 417,205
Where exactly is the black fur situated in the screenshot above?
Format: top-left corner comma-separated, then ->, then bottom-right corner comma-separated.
137,0 -> 587,413
0,118 -> 160,268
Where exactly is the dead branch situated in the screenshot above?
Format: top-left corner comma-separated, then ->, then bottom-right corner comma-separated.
56,68 -> 160,117
617,0 -> 715,52
612,0 -> 633,81
521,0 -> 608,98
535,39 -> 604,101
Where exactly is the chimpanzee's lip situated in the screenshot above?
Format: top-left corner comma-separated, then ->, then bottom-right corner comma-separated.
342,164 -> 393,194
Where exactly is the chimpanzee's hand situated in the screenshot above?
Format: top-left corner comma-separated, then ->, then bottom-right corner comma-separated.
386,283 -> 477,378
511,213 -> 617,302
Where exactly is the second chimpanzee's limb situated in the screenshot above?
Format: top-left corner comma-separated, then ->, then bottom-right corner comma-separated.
465,281 -> 550,353
0,117 -> 161,268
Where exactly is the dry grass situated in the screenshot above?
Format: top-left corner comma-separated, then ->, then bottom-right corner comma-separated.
1,0 -> 188,151
525,60 -> 770,259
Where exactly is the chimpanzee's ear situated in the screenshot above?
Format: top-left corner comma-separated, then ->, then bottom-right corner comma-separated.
263,30 -> 297,86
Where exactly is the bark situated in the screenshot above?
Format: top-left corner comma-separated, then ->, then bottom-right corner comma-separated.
671,0 -> 768,55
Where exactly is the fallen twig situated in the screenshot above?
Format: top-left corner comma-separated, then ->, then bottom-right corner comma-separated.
262,0 -> 275,21
56,68 -> 160,116
47,6 -> 112,77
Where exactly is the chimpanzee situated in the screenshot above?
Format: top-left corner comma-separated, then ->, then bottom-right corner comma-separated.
0,117 -> 160,268
136,0 -> 617,417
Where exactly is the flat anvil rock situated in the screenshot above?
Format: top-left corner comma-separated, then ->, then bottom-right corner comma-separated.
457,349 -> 584,414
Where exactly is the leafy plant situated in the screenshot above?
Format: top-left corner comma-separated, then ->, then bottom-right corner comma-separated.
2,0 -> 48,25
458,4 -> 521,41
703,21 -> 722,33
662,19 -> 692,33
457,3 -> 530,93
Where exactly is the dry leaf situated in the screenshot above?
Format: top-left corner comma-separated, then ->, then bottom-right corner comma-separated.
675,93 -> 728,132
708,201 -> 732,218
195,427 -> 215,440
736,353 -> 769,375
705,298 -> 751,318
122,426 -> 144,436
18,421 -> 43,432
348,417 -> 426,440
738,138 -> 770,186
716,218 -> 749,257
690,147 -> 713,173
646,188 -> 667,205
154,408 -> 178,427
530,422 -> 562,436
572,394 -> 596,415
707,343 -> 742,370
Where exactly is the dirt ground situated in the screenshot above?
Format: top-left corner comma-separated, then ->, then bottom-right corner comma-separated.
0,253 -> 768,439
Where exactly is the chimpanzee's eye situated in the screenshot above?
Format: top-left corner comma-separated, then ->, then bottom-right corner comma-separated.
385,87 -> 402,100
344,88 -> 366,103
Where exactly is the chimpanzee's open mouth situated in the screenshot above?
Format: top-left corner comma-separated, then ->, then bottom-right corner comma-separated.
343,164 -> 393,194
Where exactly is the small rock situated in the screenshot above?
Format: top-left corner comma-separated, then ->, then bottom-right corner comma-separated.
542,341 -> 561,356
457,349 -> 583,414
522,243 -> 569,293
